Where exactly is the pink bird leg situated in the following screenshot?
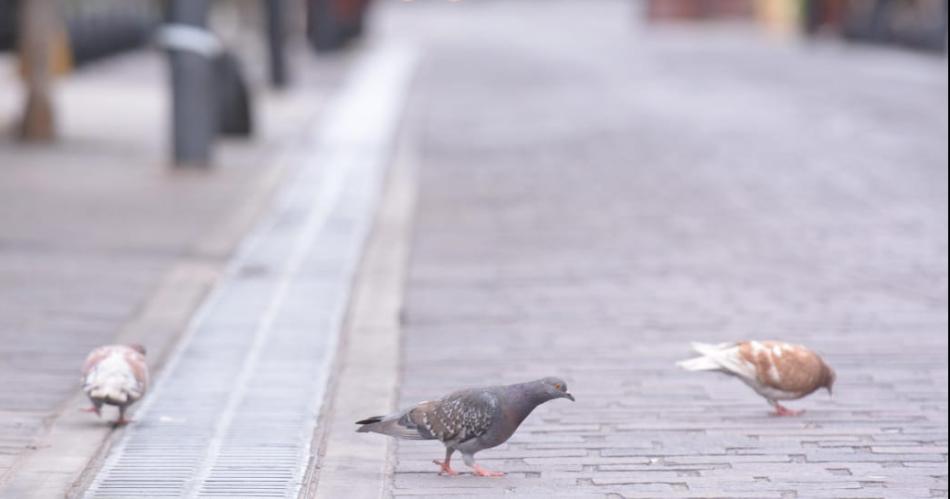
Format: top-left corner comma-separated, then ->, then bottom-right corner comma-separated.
771,402 -> 805,417
472,464 -> 505,477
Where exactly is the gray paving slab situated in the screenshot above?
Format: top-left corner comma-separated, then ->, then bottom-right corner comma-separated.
375,0 -> 949,497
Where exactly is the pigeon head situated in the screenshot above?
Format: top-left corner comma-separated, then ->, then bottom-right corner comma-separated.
533,376 -> 574,402
820,361 -> 836,395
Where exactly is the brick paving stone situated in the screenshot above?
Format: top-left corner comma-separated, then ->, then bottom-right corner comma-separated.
377,0 -> 947,497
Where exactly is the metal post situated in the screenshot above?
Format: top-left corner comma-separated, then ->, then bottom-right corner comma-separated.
307,0 -> 343,52
802,0 -> 820,35
867,0 -> 892,42
167,0 -> 215,167
264,0 -> 288,88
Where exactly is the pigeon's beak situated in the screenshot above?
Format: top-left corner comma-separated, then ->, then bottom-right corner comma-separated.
564,392 -> 575,402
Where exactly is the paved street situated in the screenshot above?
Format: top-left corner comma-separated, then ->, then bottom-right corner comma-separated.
377,1 -> 949,497
0,0 -> 947,497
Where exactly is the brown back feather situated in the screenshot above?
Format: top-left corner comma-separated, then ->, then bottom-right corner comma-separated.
739,341 -> 827,395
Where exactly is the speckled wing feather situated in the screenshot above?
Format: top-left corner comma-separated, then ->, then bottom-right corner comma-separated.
408,389 -> 500,444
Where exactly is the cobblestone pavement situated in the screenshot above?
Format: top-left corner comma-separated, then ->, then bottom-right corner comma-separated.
379,1 -> 949,497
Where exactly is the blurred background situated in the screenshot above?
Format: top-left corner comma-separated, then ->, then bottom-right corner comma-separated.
0,0 -> 946,159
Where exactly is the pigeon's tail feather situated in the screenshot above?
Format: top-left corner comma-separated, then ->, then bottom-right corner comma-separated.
679,341 -> 757,380
677,342 -> 741,371
355,416 -> 384,426
88,382 -> 130,405
690,342 -> 736,356
676,356 -> 721,371
355,412 -> 430,440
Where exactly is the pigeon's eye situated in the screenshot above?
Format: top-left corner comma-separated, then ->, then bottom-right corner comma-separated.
554,384 -> 562,390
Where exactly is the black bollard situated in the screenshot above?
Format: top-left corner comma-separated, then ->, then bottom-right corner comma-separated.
307,0 -> 344,52
166,0 -> 215,167
264,0 -> 288,88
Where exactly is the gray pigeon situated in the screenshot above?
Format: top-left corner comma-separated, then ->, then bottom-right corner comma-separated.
356,377 -> 574,477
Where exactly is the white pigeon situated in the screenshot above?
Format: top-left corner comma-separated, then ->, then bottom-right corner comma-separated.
677,340 -> 835,416
81,344 -> 149,425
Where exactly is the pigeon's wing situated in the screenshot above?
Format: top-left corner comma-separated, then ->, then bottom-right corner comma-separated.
742,341 -> 824,394
81,346 -> 114,378
355,390 -> 501,442
122,348 -> 149,397
414,389 -> 500,445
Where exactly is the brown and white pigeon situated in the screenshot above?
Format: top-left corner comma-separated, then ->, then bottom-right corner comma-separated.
356,377 -> 574,477
677,341 -> 835,416
81,344 -> 149,425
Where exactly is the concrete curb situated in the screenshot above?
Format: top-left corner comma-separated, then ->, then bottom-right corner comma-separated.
302,127 -> 418,499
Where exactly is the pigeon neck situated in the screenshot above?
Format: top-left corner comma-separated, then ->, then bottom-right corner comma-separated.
505,382 -> 549,415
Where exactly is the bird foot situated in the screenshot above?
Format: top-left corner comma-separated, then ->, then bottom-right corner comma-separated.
80,407 -> 101,417
113,417 -> 133,426
472,465 -> 505,477
432,460 -> 459,476
771,405 -> 805,417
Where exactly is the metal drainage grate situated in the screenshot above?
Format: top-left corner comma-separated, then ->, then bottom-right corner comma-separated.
84,45 -> 417,499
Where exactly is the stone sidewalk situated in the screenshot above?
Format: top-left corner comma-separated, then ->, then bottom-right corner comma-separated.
373,1 -> 949,497
0,48 -> 348,497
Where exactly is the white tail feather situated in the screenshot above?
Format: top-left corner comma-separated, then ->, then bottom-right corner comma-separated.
690,342 -> 735,356
679,341 -> 756,380
676,356 -> 721,371
89,382 -> 130,405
